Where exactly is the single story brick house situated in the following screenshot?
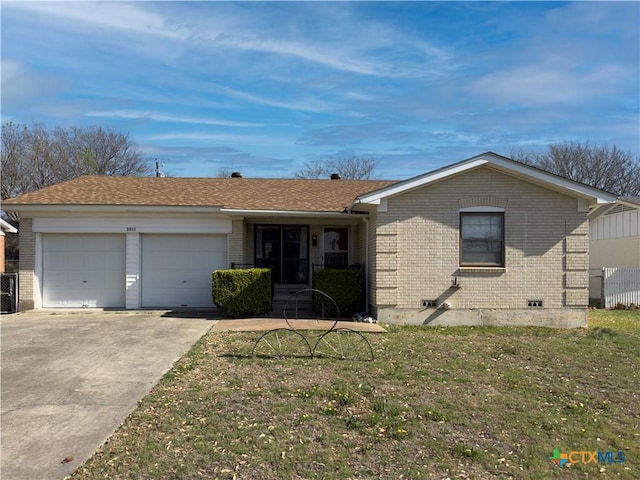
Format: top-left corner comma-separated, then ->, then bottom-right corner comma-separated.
589,196 -> 640,269
2,153 -> 616,326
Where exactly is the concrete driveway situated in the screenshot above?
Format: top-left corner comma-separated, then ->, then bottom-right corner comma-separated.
0,310 -> 215,480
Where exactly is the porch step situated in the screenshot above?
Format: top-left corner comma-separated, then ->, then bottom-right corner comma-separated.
273,285 -> 312,299
272,305 -> 316,319
272,285 -> 315,318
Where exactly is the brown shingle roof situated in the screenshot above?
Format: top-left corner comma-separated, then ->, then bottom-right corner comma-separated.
2,176 -> 398,213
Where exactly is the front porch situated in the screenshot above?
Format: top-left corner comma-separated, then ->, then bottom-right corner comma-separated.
228,216 -> 370,316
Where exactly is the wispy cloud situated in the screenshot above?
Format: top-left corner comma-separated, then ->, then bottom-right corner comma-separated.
213,34 -> 381,77
206,84 -> 337,114
183,2 -> 455,79
143,132 -> 291,148
86,110 -> 261,128
1,60 -> 69,112
2,2 -> 637,179
470,63 -> 630,106
6,1 -> 448,79
465,2 -> 638,107
1,59 -> 22,84
4,1 -> 185,39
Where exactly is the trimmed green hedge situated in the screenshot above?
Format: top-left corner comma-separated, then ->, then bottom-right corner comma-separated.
212,268 -> 272,318
313,268 -> 364,317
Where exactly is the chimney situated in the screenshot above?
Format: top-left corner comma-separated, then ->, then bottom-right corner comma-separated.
330,173 -> 341,180
231,172 -> 242,178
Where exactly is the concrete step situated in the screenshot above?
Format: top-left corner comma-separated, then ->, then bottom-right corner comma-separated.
273,287 -> 312,297
272,285 -> 317,318
271,306 -> 316,316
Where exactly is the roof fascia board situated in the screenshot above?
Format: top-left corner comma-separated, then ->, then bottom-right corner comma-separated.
588,198 -> 640,222
32,216 -> 232,234
486,157 -> 617,204
219,208 -> 359,218
355,158 -> 488,205
587,203 -> 618,222
353,153 -> 617,206
1,205 -> 225,215
615,199 -> 640,210
0,218 -> 17,233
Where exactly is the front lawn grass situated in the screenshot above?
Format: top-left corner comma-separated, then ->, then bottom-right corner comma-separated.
69,310 -> 639,479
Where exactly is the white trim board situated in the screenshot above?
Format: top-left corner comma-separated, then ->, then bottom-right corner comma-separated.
32,217 -> 232,234
353,152 -> 617,207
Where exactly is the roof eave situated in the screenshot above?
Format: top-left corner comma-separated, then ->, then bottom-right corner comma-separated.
352,153 -> 618,208
0,218 -> 18,233
354,157 -> 488,206
615,198 -> 640,210
486,158 -> 618,205
219,208 -> 364,218
2,204 -> 226,215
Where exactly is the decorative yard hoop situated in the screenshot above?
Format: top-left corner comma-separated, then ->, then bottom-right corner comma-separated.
252,288 -> 374,361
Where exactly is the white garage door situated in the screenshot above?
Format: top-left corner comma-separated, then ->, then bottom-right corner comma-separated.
43,234 -> 126,308
142,234 -> 227,308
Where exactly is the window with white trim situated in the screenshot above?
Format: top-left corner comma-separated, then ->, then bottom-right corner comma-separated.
460,212 -> 504,267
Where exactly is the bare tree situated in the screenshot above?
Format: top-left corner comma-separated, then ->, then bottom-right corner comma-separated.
294,153 -> 380,180
293,159 -> 326,179
1,123 -> 152,199
61,126 -> 149,177
1,122 -> 28,199
511,141 -> 640,196
214,166 -> 234,178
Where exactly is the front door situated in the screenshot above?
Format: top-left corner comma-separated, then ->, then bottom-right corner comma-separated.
255,225 -> 309,283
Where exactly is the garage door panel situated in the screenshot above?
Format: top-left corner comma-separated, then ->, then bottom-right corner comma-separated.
44,287 -> 84,307
98,253 -> 123,270
142,234 -> 226,308
102,268 -> 124,283
66,254 -> 91,270
43,234 -> 125,308
142,287 -> 215,308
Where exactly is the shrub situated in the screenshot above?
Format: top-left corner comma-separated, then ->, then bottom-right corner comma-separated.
212,268 -> 271,318
313,267 -> 364,317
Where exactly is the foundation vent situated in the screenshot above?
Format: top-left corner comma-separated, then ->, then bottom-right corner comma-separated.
421,299 -> 437,308
527,300 -> 544,307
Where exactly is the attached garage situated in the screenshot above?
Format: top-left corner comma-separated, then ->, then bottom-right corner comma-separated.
43,234 -> 126,308
141,234 -> 227,308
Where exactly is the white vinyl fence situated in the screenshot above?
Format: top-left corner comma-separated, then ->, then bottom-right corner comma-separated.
602,268 -> 640,308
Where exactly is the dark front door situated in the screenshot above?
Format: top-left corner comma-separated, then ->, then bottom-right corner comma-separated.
255,225 -> 309,284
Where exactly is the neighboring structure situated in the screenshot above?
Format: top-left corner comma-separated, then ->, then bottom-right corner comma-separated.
590,197 -> 640,269
2,153 -> 616,327
588,197 -> 640,306
0,218 -> 18,273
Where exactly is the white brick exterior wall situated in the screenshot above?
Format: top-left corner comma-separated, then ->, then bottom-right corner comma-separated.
228,219 -> 246,266
125,233 -> 140,309
370,166 -> 589,324
17,218 -> 35,311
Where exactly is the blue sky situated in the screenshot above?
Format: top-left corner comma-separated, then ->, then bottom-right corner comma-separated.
2,1 -> 638,179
